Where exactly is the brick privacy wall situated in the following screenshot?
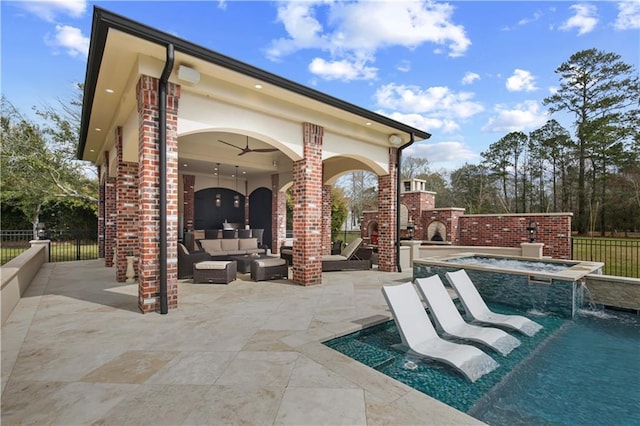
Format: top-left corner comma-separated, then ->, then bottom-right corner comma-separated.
458,214 -> 572,259
292,123 -> 323,285
116,123 -> 139,282
182,174 -> 195,231
422,208 -> 464,244
400,191 -> 435,240
98,167 -> 105,259
272,173 -> 287,254
377,148 -> 398,272
322,184 -> 332,255
136,75 -> 180,312
104,176 -> 116,267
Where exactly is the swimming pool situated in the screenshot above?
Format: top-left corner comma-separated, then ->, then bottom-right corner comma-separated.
324,305 -> 640,425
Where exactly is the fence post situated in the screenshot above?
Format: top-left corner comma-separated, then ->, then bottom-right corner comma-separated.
30,239 -> 51,262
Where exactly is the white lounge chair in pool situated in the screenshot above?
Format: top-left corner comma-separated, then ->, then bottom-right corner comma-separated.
415,275 -> 521,356
445,269 -> 543,337
381,282 -> 499,382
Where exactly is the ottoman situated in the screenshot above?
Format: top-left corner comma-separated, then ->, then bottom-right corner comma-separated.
193,260 -> 237,284
251,257 -> 288,281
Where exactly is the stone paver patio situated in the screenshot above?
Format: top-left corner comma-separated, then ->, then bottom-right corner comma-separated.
1,260 -> 481,425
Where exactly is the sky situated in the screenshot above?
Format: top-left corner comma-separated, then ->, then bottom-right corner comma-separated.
1,0 -> 639,171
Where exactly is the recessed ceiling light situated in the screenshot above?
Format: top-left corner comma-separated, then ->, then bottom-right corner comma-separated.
89,149 -> 95,152
105,89 -> 114,94
95,128 -> 102,132
242,171 -> 246,174
183,163 -> 188,167
365,122 -> 372,126
254,84 -> 263,89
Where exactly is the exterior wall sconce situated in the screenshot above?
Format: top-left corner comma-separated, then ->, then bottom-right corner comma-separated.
215,163 -> 222,207
527,221 -> 538,243
36,223 -> 48,240
388,134 -> 403,145
407,217 -> 414,240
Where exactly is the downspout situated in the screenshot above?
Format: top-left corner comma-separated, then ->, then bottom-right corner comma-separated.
396,133 -> 415,272
159,44 -> 174,314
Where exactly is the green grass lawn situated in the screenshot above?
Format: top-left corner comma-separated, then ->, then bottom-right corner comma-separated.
572,237 -> 639,278
1,242 -> 99,265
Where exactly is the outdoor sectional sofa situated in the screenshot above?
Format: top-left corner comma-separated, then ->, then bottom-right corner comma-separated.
281,237 -> 372,271
197,238 -> 266,258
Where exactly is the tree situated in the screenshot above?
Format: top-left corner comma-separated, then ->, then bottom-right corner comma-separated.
529,119 -> 574,212
340,170 -> 377,227
400,156 -> 430,180
330,187 -> 348,240
543,48 -> 639,234
1,95 -> 97,236
481,132 -> 528,213
449,163 -> 497,214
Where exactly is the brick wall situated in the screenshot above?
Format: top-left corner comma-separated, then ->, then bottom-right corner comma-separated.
136,75 -> 180,312
322,184 -> 332,255
422,208 -> 464,244
104,176 -> 116,267
115,124 -> 139,282
292,123 -> 323,285
272,174 -> 287,253
98,166 -> 105,259
377,148 -> 398,272
458,213 -> 572,259
400,191 -> 435,240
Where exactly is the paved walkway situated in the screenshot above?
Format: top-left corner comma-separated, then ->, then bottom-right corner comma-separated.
1,260 -> 481,425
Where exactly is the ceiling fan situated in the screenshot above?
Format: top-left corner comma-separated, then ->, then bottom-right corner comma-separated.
217,136 -> 278,156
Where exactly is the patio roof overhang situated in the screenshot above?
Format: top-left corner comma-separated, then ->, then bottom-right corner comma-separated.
78,6 -> 431,165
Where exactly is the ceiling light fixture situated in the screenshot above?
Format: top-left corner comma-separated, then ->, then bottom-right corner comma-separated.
233,165 -> 240,208
215,163 -> 222,207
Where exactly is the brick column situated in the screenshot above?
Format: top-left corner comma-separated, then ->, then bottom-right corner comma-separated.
136,75 -> 181,313
104,176 -> 116,267
115,126 -> 139,281
292,123 -> 323,286
183,174 -> 195,232
322,184 -> 332,255
272,174 -> 286,254
377,148 -> 398,272
98,166 -> 105,259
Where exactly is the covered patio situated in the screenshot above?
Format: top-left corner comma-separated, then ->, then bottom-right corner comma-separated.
0,260 -> 478,425
78,7 -> 430,313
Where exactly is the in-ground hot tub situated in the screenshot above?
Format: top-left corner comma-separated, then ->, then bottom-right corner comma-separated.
414,253 -> 604,318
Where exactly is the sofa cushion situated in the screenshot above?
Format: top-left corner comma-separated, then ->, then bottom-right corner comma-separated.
246,248 -> 264,254
221,239 -> 239,251
238,238 -> 258,250
200,239 -> 222,254
322,254 -> 348,261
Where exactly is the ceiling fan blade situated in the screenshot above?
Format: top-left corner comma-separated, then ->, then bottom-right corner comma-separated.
251,148 -> 279,153
218,140 -> 243,151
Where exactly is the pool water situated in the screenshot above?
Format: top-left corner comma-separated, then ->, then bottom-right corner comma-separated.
445,256 -> 574,273
324,305 -> 640,425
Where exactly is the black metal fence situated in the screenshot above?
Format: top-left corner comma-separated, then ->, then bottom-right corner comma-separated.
572,237 -> 639,278
1,229 -> 98,265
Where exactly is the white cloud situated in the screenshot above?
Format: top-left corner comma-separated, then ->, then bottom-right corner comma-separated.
461,72 -> 480,85
407,140 -> 478,166
374,83 -> 484,136
308,58 -> 378,81
44,24 -> 89,57
375,83 -> 484,119
266,0 -> 471,75
482,101 -> 548,133
506,69 -> 538,92
17,0 -> 87,22
560,4 -> 598,35
397,60 -> 411,73
615,1 -> 640,30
